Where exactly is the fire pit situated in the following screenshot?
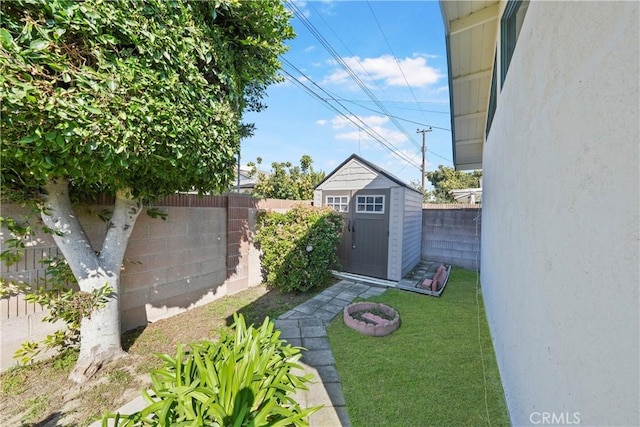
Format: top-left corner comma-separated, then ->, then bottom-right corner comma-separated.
343,302 -> 400,337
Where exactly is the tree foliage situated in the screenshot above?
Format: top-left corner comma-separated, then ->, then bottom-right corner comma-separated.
1,0 -> 294,200
0,0 -> 294,381
248,155 -> 325,200
425,166 -> 482,203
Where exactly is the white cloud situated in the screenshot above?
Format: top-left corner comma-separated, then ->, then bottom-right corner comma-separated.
316,119 -> 328,126
375,149 -> 430,184
304,45 -> 316,53
289,0 -> 311,18
431,85 -> 449,95
391,148 -> 421,165
412,52 -> 440,60
318,0 -> 336,16
323,54 -> 442,88
328,114 -> 407,146
324,158 -> 339,170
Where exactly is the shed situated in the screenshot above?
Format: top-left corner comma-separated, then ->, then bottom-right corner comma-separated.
314,154 -> 423,281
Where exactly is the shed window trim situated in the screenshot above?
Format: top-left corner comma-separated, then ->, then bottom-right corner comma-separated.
356,195 -> 385,214
326,195 -> 349,213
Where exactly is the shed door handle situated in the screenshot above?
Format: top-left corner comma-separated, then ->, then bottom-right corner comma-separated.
351,219 -> 356,248
347,220 -> 351,232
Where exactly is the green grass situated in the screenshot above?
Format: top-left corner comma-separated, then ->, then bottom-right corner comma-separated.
327,268 -> 509,426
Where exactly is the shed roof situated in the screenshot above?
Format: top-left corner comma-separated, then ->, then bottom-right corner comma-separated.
440,1 -> 499,170
315,153 -> 421,194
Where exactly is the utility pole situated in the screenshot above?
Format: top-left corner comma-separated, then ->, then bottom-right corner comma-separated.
416,127 -> 432,190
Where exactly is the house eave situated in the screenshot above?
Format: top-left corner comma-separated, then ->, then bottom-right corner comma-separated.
439,1 -> 500,171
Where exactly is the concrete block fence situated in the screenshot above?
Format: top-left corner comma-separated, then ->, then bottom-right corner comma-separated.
0,193 -> 309,372
421,204 -> 481,271
1,198 -> 479,372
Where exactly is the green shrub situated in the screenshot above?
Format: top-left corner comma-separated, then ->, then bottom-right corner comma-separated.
255,204 -> 343,292
103,314 -> 320,426
4,255 -> 113,366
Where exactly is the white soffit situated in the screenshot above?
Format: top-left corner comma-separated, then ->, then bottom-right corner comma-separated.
440,1 -> 499,171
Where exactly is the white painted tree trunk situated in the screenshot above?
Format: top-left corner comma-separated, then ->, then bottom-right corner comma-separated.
40,179 -> 142,383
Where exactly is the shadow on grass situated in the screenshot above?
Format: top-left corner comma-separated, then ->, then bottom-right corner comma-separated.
29,411 -> 63,427
223,278 -> 337,328
121,325 -> 148,352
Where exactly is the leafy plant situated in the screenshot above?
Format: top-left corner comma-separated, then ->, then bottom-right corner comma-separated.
52,348 -> 79,371
12,256 -> 113,365
422,165 -> 482,203
255,205 -> 343,292
103,314 -> 321,426
1,214 -> 114,364
0,216 -> 34,266
248,155 -> 325,200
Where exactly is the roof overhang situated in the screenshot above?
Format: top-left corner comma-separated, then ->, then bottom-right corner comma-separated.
440,1 -> 500,170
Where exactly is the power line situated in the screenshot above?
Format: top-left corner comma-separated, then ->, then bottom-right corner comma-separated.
282,1 -> 451,169
333,97 -> 451,132
286,0 -> 423,152
336,100 -> 450,114
366,1 -> 432,126
306,1 -> 394,104
282,66 -> 421,169
280,62 -> 422,169
321,94 -> 452,162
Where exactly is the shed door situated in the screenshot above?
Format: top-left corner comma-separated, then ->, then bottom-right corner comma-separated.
324,189 -> 389,279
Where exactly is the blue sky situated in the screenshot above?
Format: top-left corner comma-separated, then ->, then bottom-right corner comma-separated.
242,0 -> 452,186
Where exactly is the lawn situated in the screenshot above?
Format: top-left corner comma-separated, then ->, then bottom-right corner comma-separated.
1,269 -> 509,426
327,268 -> 509,426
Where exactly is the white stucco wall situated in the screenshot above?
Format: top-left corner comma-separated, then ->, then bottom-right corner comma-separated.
482,2 -> 639,426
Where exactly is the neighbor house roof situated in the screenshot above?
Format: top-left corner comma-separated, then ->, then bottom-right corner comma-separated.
440,1 -> 500,170
315,153 -> 421,194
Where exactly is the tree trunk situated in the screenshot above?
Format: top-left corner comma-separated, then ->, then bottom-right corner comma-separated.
40,180 -> 142,383
69,275 -> 125,382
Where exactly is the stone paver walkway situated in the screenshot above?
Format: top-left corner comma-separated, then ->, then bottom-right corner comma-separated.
274,280 -> 387,426
91,279 -> 387,427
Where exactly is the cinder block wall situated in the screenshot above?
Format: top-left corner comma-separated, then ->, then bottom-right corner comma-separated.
0,194 -> 309,372
421,204 -> 481,270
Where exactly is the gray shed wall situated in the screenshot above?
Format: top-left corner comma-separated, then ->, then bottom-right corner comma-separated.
401,188 -> 423,276
386,187 -> 403,280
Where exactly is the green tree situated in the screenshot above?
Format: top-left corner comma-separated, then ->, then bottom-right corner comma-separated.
248,155 -> 325,200
424,166 -> 482,203
0,0 -> 293,382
